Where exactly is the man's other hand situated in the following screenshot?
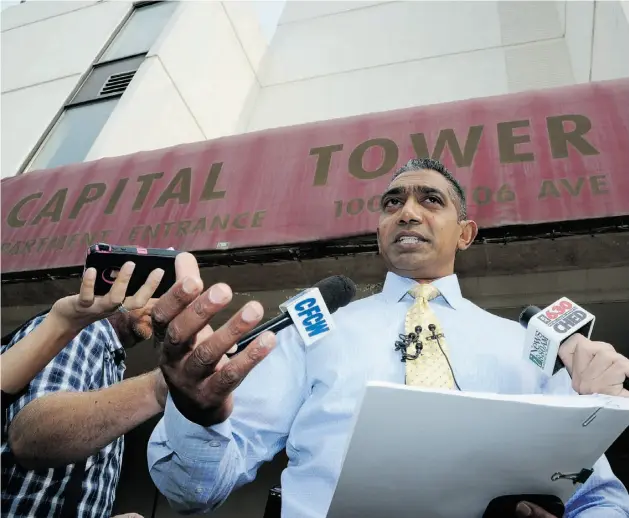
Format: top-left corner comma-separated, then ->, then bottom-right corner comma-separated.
516,501 -> 558,517
558,334 -> 629,397
152,252 -> 277,426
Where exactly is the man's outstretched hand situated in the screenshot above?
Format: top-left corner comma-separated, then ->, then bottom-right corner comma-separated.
152,252 -> 277,426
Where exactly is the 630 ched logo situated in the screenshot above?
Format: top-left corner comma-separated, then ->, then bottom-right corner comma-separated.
537,299 -> 590,335
537,299 -> 574,326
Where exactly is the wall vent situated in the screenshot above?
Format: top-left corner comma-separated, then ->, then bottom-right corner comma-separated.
100,70 -> 136,97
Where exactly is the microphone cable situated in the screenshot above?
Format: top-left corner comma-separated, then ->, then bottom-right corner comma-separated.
395,324 -> 462,391
431,327 -> 461,391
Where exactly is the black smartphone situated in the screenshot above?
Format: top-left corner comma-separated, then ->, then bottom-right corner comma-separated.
85,243 -> 179,298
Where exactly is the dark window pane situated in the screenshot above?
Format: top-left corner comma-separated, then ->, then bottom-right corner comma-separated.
29,98 -> 118,171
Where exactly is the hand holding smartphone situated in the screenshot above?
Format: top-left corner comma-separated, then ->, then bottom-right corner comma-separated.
85,243 -> 179,298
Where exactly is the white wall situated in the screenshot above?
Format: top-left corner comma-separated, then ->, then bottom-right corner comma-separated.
1,75 -> 80,176
247,46 -> 509,132
590,0 -> 629,81
88,0 -> 267,159
1,1 -> 97,31
278,1 -> 390,25
2,0 -> 628,177
261,1 -> 505,86
0,1 -> 21,13
623,0 -> 629,25
565,0 -> 629,84
245,0 -> 628,132
1,0 -> 271,175
0,1 -> 130,177
565,0 -> 595,84
86,56 -> 206,160
251,0 -> 285,43
246,1 -> 572,130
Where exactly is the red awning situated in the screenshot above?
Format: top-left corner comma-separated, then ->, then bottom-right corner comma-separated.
2,78 -> 629,274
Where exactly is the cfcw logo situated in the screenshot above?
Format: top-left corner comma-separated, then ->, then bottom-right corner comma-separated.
285,287 -> 335,346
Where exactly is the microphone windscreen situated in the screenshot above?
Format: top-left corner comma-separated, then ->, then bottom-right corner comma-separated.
314,275 -> 357,313
519,305 -> 541,327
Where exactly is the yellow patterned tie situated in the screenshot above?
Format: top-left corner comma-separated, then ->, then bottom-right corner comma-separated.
404,284 -> 455,389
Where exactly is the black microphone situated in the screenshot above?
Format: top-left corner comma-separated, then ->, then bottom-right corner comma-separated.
227,275 -> 357,357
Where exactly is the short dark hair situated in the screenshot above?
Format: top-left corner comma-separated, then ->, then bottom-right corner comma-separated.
390,158 -> 467,220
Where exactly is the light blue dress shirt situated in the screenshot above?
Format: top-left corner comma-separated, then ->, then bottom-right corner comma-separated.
148,273 -> 629,517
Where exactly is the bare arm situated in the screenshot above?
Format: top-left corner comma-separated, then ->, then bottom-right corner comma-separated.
1,313 -> 75,394
8,370 -> 166,470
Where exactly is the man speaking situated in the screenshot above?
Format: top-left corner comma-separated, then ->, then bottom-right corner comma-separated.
147,158 -> 629,517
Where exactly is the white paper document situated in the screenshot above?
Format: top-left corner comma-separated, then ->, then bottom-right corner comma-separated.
327,382 -> 629,518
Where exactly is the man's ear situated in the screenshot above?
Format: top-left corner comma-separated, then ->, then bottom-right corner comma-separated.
457,220 -> 478,251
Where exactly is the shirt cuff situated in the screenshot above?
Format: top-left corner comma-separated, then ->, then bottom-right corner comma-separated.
163,394 -> 233,462
571,509 -> 627,518
543,368 -> 576,395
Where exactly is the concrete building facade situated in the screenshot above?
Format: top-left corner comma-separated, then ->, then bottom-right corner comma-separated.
3,1 -> 629,179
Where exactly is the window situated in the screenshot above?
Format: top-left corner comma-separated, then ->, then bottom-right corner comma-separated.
26,1 -> 178,172
29,100 -> 119,171
98,1 -> 178,63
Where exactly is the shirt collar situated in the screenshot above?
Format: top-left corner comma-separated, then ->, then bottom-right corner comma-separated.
381,271 -> 464,310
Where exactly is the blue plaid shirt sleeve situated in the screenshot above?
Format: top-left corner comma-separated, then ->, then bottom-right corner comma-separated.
2,315 -> 99,432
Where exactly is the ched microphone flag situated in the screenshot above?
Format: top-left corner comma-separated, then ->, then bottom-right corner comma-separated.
522,297 -> 595,376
